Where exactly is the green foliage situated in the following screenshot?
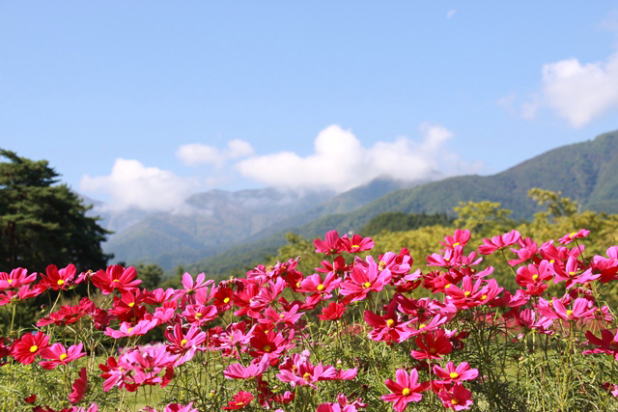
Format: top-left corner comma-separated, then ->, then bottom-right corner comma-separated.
0,150 -> 110,272
135,263 -> 164,290
453,201 -> 516,236
361,212 -> 452,236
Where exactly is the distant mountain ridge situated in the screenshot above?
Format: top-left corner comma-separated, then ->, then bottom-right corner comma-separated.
95,177 -> 421,269
188,129 -> 618,275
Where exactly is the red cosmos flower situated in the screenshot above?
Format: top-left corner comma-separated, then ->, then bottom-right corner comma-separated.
144,404 -> 199,412
410,329 -> 453,360
553,255 -> 600,288
381,368 -> 429,412
433,362 -> 478,384
437,384 -> 473,410
478,230 -> 521,255
515,261 -> 553,296
559,229 -> 590,245
36,297 -> 96,327
249,328 -> 295,361
69,368 -> 88,404
314,230 -> 347,255
91,265 -> 141,295
340,233 -> 374,253
222,391 -> 254,410
316,255 -> 351,275
24,394 -> 37,404
319,302 -> 346,321
592,246 -> 618,283
258,304 -> 303,326
165,324 -> 206,355
508,237 -> 538,266
11,332 -> 50,364
39,264 -> 77,291
39,342 -> 86,370
583,329 -> 618,359
444,276 -> 502,309
364,309 -> 413,344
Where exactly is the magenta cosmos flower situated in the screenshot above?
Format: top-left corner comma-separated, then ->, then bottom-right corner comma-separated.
381,368 -> 429,412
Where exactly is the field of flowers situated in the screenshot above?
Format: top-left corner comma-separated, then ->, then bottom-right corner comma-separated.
1,228 -> 618,411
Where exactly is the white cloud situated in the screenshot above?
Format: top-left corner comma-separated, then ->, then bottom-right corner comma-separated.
524,53 -> 618,127
80,159 -> 197,212
446,9 -> 457,19
235,124 -> 475,192
176,139 -> 254,167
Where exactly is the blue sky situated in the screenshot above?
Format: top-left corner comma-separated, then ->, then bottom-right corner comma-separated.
2,2 -> 618,210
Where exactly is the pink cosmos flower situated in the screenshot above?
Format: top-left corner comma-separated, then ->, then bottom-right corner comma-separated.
381,368 -> 429,412
0,267 -> 37,290
478,230 -> 521,255
441,229 -> 472,249
104,317 -> 158,339
39,342 -> 86,370
432,362 -> 478,384
340,256 -> 391,302
298,272 -> 341,296
551,297 -> 597,321
559,229 -> 590,245
314,230 -> 346,255
364,309 -> 413,344
583,329 -> 618,359
224,354 -> 270,379
515,261 -> 553,296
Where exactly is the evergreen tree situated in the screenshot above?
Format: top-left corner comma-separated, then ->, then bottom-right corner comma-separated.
0,149 -> 111,271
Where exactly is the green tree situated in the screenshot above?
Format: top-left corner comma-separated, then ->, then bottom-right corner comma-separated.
453,200 -> 516,236
135,263 -> 164,289
0,149 -> 111,271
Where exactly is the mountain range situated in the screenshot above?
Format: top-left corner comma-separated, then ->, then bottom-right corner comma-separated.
92,129 -> 618,273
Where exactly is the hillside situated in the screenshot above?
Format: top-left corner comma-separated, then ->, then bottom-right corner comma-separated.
189,129 -> 618,275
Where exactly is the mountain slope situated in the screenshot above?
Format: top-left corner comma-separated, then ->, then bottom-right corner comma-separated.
189,130 -> 618,275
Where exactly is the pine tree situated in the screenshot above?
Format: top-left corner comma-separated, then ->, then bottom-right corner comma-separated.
0,149 -> 111,271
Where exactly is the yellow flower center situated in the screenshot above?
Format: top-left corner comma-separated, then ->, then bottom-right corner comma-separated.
128,302 -> 135,308
351,244 -> 360,249
386,319 -> 395,327
263,345 -> 272,352
59,353 -> 68,360
363,282 -> 371,288
279,313 -> 285,319
566,309 -> 573,317
419,323 -> 427,329
180,339 -> 188,346
568,271 -> 576,276
401,387 -> 411,396
449,372 -> 459,379
195,312 -> 203,318
127,327 -> 134,334
445,283 -> 451,289
7,279 -> 13,284
112,279 -> 120,283
316,284 -> 325,291
303,372 -> 312,380
57,279 -> 65,286
453,242 -> 460,246
378,261 -> 386,270
531,274 -> 538,281
29,345 -> 38,353
464,291 -> 471,297
223,297 -> 230,303
481,294 -> 488,300
550,259 -> 555,264
451,399 -> 459,405
569,232 -> 576,238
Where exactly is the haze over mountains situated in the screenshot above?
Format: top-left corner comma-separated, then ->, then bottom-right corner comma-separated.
91,130 -> 618,271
